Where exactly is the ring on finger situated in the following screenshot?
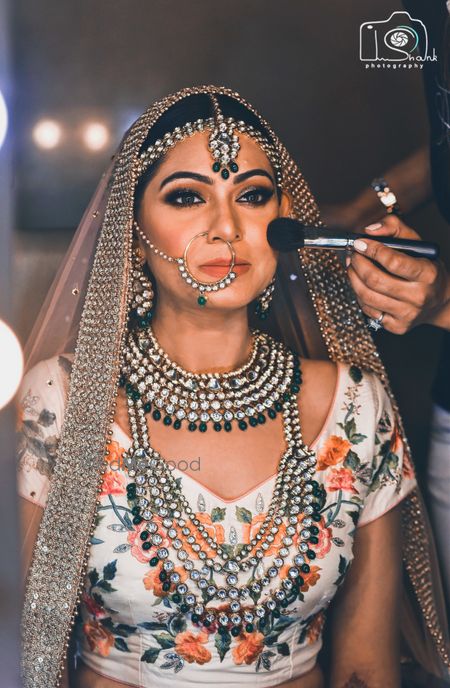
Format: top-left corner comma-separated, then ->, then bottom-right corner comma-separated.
366,311 -> 385,332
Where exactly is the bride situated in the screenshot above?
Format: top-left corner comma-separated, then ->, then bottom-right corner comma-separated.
17,85 -> 449,688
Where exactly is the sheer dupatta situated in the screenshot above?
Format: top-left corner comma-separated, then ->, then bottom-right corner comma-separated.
19,85 -> 450,687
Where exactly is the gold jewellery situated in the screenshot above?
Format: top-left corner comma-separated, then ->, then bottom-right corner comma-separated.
135,95 -> 282,185
133,222 -> 237,306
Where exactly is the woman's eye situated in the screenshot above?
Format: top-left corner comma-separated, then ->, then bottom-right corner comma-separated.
165,189 -> 205,207
238,187 -> 274,205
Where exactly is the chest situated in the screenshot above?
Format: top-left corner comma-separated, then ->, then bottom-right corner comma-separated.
76,428 -> 364,677
113,382 -> 329,502
75,372 -> 381,677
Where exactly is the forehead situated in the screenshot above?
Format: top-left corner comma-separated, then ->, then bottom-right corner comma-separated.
152,130 -> 274,177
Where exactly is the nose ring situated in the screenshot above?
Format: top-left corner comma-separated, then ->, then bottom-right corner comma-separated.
180,232 -> 237,306
133,222 -> 237,307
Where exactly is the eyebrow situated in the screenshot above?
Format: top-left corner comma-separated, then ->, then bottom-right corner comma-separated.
159,168 -> 275,190
159,171 -> 211,189
234,169 -> 275,185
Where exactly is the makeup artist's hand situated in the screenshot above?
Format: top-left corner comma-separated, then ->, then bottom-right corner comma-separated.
346,215 -> 450,333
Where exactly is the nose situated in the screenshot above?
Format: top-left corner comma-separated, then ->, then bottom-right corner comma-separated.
206,199 -> 242,245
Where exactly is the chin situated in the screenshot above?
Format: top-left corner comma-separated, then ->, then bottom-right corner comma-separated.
205,292 -> 257,312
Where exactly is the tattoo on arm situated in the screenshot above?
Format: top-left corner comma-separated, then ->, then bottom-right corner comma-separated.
341,674 -> 369,688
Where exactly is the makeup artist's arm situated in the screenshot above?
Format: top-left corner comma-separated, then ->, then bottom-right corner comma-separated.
320,147 -> 432,231
346,215 -> 450,333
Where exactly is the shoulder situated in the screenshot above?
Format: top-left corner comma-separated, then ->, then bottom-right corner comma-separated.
338,363 -> 390,423
17,353 -> 74,428
299,358 -> 388,425
19,353 -> 74,393
297,359 -> 339,444
16,354 -> 74,508
300,358 -> 338,407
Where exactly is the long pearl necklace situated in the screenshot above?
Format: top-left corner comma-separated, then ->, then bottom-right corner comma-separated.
120,330 -> 322,637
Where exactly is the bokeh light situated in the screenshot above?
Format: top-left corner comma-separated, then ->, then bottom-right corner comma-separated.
32,119 -> 62,149
0,320 -> 24,410
82,121 -> 109,151
0,90 -> 8,149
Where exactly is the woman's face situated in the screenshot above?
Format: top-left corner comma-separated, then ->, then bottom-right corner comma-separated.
135,130 -> 291,313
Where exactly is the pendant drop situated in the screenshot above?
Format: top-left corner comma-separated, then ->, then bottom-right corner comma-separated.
197,493 -> 206,512
255,492 -> 264,513
229,525 -> 238,545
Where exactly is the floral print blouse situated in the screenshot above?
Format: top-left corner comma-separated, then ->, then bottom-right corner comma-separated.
17,355 -> 417,687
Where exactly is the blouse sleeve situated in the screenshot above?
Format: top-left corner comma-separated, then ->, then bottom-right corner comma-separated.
16,355 -> 72,509
357,376 -> 417,528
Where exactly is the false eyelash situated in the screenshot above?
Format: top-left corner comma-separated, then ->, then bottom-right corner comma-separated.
163,184 -> 275,207
164,188 -> 205,206
238,186 -> 274,204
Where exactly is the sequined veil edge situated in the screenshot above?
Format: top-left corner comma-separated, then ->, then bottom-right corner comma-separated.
20,85 -> 450,687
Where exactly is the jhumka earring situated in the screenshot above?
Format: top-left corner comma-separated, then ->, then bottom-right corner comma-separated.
254,276 -> 276,320
129,248 -> 155,330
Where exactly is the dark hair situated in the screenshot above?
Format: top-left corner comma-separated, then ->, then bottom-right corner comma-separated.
133,93 -> 281,217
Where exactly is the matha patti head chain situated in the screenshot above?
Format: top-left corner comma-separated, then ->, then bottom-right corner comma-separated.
132,95 -> 280,313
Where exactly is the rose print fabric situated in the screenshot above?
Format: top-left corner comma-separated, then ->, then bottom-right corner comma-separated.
17,356 -> 417,687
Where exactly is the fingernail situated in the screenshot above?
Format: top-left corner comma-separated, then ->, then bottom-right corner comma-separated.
365,222 -> 383,231
354,239 -> 368,252
345,255 -> 351,268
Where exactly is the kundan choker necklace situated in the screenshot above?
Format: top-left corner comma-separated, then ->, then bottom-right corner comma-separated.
119,326 -> 302,432
118,327 -> 322,637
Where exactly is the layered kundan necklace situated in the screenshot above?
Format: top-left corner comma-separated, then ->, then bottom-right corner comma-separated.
118,326 -> 321,636
120,326 -> 300,432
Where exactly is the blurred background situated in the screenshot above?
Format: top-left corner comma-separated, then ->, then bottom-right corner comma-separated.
1,1 -> 449,683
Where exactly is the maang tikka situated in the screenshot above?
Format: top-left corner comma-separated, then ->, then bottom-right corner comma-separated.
133,95 -> 283,308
